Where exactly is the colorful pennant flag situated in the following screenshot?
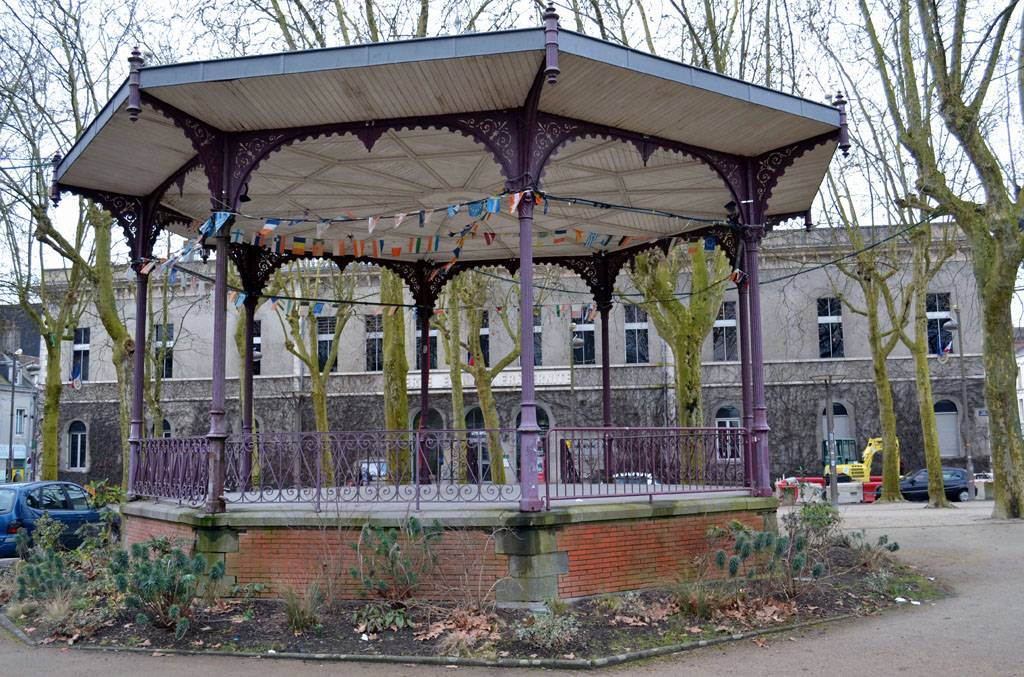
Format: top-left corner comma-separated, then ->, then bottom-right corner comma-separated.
368,216 -> 381,234
468,201 -> 484,217
312,240 -> 325,257
485,197 -> 500,213
312,302 -> 324,315
291,237 -> 307,255
317,219 -> 330,238
509,191 -> 524,214
213,211 -> 231,233
393,213 -> 407,229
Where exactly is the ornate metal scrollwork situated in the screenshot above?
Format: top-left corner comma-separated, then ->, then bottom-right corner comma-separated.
227,243 -> 292,294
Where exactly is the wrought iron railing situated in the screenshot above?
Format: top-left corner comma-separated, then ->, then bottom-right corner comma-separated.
543,426 -> 747,507
133,436 -> 210,506
130,426 -> 749,510
223,429 -> 522,509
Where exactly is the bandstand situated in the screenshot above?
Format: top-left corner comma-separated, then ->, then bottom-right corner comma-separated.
52,6 -> 846,602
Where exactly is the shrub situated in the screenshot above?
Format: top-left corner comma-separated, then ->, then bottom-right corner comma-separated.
846,530 -> 900,568
513,612 -> 581,650
715,528 -> 826,600
352,599 -> 412,633
782,503 -> 841,550
349,516 -> 443,603
282,582 -> 321,632
15,545 -> 83,604
670,580 -> 729,619
108,537 -> 224,639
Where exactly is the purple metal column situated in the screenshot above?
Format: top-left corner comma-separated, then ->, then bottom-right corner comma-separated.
240,295 -> 256,491
128,270 -> 149,492
737,275 -> 754,489
599,304 -> 612,427
743,231 -> 772,497
206,229 -> 229,513
517,194 -> 543,511
417,303 -> 433,483
242,296 -> 256,435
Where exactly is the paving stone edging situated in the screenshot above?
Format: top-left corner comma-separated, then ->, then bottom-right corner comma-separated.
1,609 -> 854,669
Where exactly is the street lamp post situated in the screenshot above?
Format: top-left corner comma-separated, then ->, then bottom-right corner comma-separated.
943,307 -> 974,492
569,323 -> 584,426
6,348 -> 23,483
811,374 -> 839,508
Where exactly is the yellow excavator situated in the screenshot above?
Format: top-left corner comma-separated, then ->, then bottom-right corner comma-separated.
823,437 -> 894,483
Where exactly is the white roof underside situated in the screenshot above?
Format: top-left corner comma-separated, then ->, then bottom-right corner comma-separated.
57,28 -> 840,264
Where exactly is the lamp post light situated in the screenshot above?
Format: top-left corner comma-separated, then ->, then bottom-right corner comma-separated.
942,307 -> 974,492
569,323 -> 584,426
811,374 -> 839,508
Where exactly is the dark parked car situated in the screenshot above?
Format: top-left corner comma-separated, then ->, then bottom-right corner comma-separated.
875,467 -> 973,502
0,481 -> 118,557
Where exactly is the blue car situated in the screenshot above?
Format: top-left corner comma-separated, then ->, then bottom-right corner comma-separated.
0,481 -> 117,557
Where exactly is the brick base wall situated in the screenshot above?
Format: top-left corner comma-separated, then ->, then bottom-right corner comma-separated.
121,497 -> 776,603
556,511 -> 762,598
123,513 -> 196,554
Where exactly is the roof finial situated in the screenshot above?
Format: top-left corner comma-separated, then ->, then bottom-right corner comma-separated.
127,46 -> 145,122
833,91 -> 850,158
544,1 -> 560,85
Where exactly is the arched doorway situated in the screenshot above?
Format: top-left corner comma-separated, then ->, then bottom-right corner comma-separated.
411,408 -> 444,478
465,407 -> 490,482
934,400 -> 960,458
821,403 -> 850,439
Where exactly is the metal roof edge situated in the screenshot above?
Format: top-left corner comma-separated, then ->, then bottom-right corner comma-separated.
55,81 -> 129,183
556,30 -> 840,128
138,27 -> 546,89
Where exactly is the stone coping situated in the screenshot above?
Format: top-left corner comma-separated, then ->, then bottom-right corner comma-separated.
123,493 -> 776,530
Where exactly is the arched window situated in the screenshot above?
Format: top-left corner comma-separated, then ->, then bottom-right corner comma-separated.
821,403 -> 850,439
411,408 -> 444,430
67,421 -> 87,470
161,419 -> 172,438
715,406 -> 741,461
715,406 -> 741,428
465,407 -> 490,482
934,400 -> 960,457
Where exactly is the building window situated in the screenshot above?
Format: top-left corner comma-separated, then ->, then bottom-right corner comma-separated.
14,409 -> 26,437
252,320 -> 262,376
821,403 -> 851,439
571,305 -> 596,365
161,419 -> 172,438
934,399 -> 960,457
154,324 -> 174,378
67,420 -> 87,470
624,305 -> 649,364
475,311 -> 490,368
714,406 -> 741,460
71,327 -> 89,382
926,293 -> 952,355
817,298 -> 844,358
365,314 -> 384,371
316,316 -> 337,373
533,307 -> 543,366
415,310 -> 437,370
713,301 -> 738,362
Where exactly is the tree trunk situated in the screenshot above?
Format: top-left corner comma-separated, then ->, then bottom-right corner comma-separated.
908,240 -> 950,508
39,344 -> 63,481
473,372 -> 506,484
381,269 -> 409,482
867,291 -> 904,501
90,209 -> 132,488
443,278 -> 467,481
977,267 -> 1024,519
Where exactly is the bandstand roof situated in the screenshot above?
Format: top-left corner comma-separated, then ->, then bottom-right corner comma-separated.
55,27 -> 842,267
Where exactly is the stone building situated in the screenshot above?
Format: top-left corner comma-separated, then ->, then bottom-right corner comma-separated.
42,226 -> 987,486
0,305 -> 42,481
